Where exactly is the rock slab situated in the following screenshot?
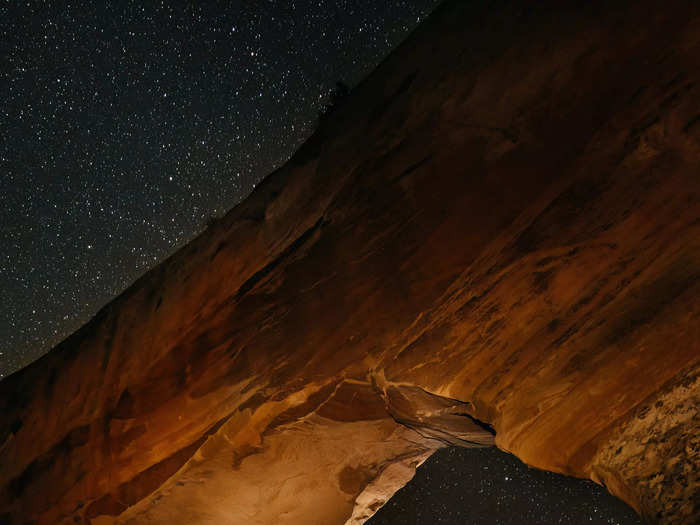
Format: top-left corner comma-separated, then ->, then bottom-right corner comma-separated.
1,0 -> 699,523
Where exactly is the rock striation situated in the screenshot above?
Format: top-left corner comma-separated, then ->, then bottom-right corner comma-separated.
1,0 -> 699,523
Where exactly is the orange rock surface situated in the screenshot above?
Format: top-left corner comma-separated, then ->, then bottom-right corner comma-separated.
1,1 -> 699,523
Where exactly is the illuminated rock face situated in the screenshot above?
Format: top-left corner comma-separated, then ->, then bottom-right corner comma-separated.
1,0 -> 699,523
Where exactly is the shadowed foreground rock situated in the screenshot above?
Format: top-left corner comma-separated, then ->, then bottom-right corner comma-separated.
1,0 -> 699,523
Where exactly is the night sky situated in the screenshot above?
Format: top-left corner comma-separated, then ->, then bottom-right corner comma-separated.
1,2 -> 642,523
368,447 -> 642,525
0,0 -> 440,378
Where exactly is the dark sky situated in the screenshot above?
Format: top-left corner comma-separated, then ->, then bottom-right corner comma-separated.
0,0 -> 440,378
368,447 -> 642,525
1,2 -> 642,523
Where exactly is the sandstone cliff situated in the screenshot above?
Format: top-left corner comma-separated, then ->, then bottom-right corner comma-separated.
1,0 -> 699,523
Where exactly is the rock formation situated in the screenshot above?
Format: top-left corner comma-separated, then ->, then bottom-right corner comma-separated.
1,0 -> 699,523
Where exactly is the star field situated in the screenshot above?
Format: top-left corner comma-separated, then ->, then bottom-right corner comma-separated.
368,447 -> 642,525
0,0 -> 440,378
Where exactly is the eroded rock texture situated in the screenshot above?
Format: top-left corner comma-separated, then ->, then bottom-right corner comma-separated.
1,0 -> 699,523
